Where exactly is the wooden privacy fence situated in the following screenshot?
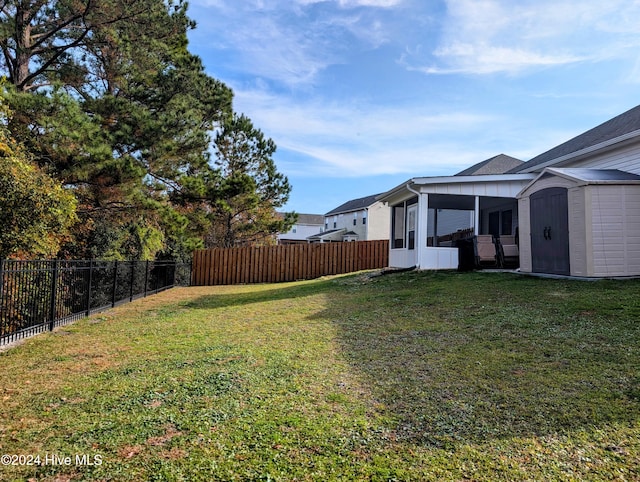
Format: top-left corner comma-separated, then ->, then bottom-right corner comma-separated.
192,240 -> 389,286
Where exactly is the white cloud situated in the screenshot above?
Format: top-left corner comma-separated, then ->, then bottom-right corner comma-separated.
338,0 -> 403,6
294,0 -> 403,7
232,87 -> 508,177
425,44 -> 586,75
409,0 -> 640,75
189,0 -> 402,87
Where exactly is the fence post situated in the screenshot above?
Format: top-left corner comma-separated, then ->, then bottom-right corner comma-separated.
0,259 -> 4,309
112,260 -> 118,307
49,260 -> 60,332
0,259 -> 4,337
144,260 -> 149,297
85,259 -> 94,316
129,261 -> 135,302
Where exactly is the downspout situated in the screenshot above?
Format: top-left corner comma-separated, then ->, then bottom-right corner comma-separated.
405,182 -> 420,197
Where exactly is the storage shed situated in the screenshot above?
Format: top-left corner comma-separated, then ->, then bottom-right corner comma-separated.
517,168 -> 640,277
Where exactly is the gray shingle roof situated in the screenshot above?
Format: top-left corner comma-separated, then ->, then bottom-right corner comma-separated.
307,228 -> 346,240
325,193 -> 383,216
510,104 -> 640,173
295,214 -> 324,225
455,154 -> 523,176
546,168 -> 640,182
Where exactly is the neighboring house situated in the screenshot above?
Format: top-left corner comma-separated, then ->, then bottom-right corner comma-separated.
307,194 -> 390,243
277,213 -> 325,245
379,104 -> 640,277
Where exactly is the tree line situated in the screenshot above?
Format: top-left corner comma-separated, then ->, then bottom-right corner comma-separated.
0,0 -> 295,261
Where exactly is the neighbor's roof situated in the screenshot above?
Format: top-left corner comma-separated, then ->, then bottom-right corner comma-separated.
510,104 -> 640,173
325,193 -> 383,216
276,213 -> 324,225
455,154 -> 523,176
295,214 -> 324,225
307,228 -> 346,240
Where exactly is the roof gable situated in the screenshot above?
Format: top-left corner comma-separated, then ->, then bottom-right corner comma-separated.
455,154 -> 523,176
511,104 -> 640,173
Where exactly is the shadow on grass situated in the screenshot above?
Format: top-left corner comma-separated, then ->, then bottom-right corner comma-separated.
183,278 -> 338,310
185,271 -> 640,448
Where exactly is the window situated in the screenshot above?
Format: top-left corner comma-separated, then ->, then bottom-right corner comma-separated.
392,204 -> 405,248
292,226 -> 297,233
363,217 -> 366,225
353,219 -> 357,226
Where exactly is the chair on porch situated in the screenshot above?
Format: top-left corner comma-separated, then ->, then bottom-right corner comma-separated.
474,235 -> 498,268
497,234 -> 519,268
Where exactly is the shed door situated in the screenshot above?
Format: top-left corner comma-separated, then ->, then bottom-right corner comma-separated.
530,187 -> 570,275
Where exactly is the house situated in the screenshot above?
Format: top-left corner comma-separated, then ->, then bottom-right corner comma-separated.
307,193 -> 390,243
277,214 -> 325,245
378,155 -> 533,269
379,104 -> 640,277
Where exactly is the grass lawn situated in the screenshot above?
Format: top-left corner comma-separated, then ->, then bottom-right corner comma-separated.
0,270 -> 639,481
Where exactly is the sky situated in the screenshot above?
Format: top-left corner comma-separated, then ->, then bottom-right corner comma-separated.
185,0 -> 640,215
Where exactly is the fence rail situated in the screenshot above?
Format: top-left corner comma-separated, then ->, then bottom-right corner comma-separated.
0,260 -> 190,347
192,240 -> 389,286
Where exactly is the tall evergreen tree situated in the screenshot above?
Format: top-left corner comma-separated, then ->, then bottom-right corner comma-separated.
0,0 -> 233,259
202,114 -> 295,248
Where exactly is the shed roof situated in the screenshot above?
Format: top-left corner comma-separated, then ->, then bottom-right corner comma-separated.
325,193 -> 383,216
547,168 -> 640,183
510,104 -> 640,173
518,168 -> 640,198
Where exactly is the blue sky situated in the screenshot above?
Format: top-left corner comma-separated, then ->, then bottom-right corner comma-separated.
186,0 -> 640,215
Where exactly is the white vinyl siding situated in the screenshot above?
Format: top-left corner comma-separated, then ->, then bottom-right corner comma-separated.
565,142 -> 640,175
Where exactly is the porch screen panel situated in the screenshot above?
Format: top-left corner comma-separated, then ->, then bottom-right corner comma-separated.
392,205 -> 405,248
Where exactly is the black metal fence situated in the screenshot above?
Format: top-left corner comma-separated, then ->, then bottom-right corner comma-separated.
0,260 -> 191,347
